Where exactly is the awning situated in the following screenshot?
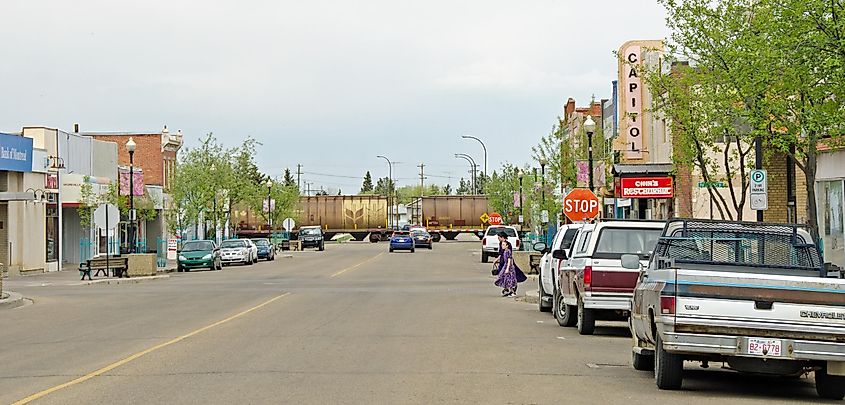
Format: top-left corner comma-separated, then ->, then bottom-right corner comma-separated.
0,192 -> 36,201
612,163 -> 674,176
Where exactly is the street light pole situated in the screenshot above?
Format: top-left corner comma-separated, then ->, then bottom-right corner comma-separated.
266,179 -> 273,236
455,154 -> 477,194
461,135 -> 487,181
377,155 -> 393,229
519,170 -> 524,224
584,116 -> 597,192
540,159 -> 546,242
126,137 -> 136,255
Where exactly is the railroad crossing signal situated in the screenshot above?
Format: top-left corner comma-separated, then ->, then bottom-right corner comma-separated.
563,188 -> 601,222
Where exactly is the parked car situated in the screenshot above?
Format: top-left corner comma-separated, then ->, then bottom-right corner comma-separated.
536,224 -> 583,314
177,240 -> 221,272
556,220 -> 665,334
481,225 -> 520,263
629,219 -> 845,400
220,239 -> 256,266
251,238 -> 275,261
299,226 -> 325,251
389,231 -> 415,253
411,229 -> 433,249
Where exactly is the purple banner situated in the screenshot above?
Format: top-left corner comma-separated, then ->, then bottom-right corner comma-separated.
119,167 -> 145,196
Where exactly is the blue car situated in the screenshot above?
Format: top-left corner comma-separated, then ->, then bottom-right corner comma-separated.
389,231 -> 415,253
251,238 -> 275,261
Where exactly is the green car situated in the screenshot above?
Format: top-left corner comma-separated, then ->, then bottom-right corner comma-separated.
177,240 -> 222,272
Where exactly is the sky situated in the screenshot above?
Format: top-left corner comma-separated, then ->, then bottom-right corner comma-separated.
0,0 -> 669,193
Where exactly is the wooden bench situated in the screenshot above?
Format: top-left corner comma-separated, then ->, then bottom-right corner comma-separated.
529,253 -> 543,275
290,240 -> 302,251
78,256 -> 129,280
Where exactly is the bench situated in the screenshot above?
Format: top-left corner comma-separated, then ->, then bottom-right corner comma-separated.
529,253 -> 542,275
78,256 -> 129,280
290,240 -> 302,251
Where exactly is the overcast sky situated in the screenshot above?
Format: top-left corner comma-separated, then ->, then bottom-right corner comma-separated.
1,0 -> 668,193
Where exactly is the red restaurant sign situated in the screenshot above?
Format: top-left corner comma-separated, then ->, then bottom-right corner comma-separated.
619,177 -> 674,198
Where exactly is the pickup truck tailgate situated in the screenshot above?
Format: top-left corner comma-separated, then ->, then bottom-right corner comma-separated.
672,268 -> 845,340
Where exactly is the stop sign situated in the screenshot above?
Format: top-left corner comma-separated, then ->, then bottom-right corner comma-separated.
488,213 -> 503,225
563,188 -> 601,222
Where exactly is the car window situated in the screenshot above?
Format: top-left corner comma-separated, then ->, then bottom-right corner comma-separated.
221,240 -> 245,248
576,231 -> 592,254
252,239 -> 270,247
182,241 -> 213,251
411,230 -> 428,237
593,228 -> 663,259
558,228 -> 580,251
301,228 -> 321,235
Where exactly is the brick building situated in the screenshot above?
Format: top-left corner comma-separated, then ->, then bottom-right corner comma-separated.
83,127 -> 183,251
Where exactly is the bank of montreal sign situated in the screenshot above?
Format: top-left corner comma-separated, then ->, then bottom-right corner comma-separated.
619,177 -> 674,199
0,133 -> 33,172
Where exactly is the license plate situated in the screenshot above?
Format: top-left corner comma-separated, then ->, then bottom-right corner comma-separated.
747,338 -> 783,357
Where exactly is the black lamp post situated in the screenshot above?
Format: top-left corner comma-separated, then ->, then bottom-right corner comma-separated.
518,170 -> 524,224
266,179 -> 273,235
126,137 -> 136,254
584,116 -> 596,192
540,159 -> 547,242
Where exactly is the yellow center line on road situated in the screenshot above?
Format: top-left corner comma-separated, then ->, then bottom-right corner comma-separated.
330,252 -> 385,278
12,292 -> 291,405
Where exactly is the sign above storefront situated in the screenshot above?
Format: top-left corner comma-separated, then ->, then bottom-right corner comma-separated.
0,133 -> 33,172
619,177 -> 674,198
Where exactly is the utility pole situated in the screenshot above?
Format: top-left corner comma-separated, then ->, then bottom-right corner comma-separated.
296,164 -> 302,191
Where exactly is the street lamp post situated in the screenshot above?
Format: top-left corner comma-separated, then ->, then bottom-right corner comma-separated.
518,170 -> 524,224
266,179 -> 273,235
584,116 -> 597,192
461,135 -> 487,181
455,154 -> 477,194
126,137 -> 136,255
377,155 -> 393,229
540,159 -> 547,242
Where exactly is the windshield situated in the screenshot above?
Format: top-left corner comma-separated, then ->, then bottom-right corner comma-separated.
486,227 -> 517,237
220,240 -> 246,249
182,241 -> 213,252
411,230 -> 429,237
393,232 -> 409,236
300,228 -> 321,235
593,228 -> 663,259
252,239 -> 270,247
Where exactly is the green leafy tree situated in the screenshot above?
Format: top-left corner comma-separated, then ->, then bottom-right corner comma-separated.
443,184 -> 453,195
360,171 -> 374,194
457,178 -> 470,195
283,168 -> 296,188
374,177 -> 395,196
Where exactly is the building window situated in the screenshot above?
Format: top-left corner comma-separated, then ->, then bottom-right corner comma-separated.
46,204 -> 59,262
819,180 -> 844,269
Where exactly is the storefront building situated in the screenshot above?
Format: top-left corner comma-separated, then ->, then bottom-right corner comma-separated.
612,164 -> 674,219
816,149 -> 845,269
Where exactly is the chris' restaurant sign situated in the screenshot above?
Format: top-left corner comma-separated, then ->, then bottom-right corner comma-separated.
0,133 -> 33,172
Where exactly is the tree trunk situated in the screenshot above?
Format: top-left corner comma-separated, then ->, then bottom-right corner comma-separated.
804,149 -> 821,245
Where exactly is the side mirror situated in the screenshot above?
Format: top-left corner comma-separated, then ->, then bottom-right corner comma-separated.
533,242 -> 548,253
552,250 -> 568,260
621,254 -> 641,270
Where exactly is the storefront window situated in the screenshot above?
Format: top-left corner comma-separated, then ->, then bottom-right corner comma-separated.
46,204 -> 59,262
819,180 -> 844,268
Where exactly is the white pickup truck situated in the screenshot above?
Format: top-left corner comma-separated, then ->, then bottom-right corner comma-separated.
628,219 -> 845,400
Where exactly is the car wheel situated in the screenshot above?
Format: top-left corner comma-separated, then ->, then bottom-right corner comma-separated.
481,252 -> 488,263
655,333 -> 684,390
538,277 -> 552,313
428,245 -> 432,250
632,348 -> 655,372
816,365 -> 845,400
577,296 -> 596,335
411,248 -> 415,253
177,265 -> 183,273
389,248 -> 394,253
319,243 -> 325,251
555,287 -> 576,327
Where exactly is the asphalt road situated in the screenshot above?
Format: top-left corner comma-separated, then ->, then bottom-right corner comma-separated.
0,241 -> 829,404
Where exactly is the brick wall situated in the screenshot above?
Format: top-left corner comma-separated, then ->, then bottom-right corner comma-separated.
763,151 -> 790,223
89,134 -> 164,186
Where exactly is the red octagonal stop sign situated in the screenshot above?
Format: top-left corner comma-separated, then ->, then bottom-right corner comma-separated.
563,188 -> 601,222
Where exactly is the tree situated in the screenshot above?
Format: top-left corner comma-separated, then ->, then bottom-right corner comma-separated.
443,184 -> 453,195
657,0 -> 845,236
283,168 -> 296,188
374,177 -> 395,196
457,178 -> 470,195
360,171 -> 374,194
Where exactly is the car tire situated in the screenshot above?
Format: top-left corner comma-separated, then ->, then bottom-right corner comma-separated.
319,243 -> 325,252
577,296 -> 596,335
632,348 -> 655,371
389,248 -> 394,253
411,248 -> 415,253
481,252 -> 488,263
816,365 -> 845,400
428,245 -> 432,250
538,277 -> 552,313
177,265 -> 183,273
555,287 -> 576,327
655,333 -> 684,390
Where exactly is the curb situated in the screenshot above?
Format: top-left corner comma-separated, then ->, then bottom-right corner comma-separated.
522,289 -> 540,304
0,291 -> 25,309
84,275 -> 170,286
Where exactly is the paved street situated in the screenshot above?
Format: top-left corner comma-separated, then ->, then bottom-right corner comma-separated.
0,241 -> 825,404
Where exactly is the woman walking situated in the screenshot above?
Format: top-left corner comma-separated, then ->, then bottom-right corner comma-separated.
494,231 -> 526,297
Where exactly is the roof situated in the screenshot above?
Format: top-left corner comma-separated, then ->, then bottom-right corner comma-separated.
612,163 -> 674,176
